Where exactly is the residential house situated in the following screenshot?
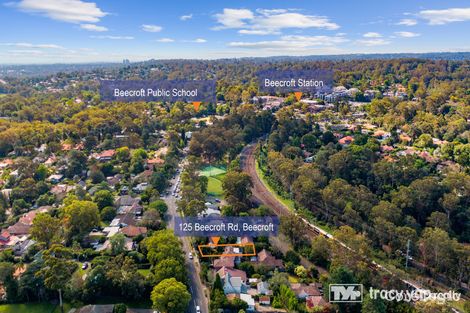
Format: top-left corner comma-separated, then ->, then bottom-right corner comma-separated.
240,293 -> 256,311
6,223 -> 30,236
50,184 -> 75,199
92,150 -> 116,162
106,174 -> 122,188
259,295 -> 271,306
6,207 -> 48,236
338,136 -> 354,146
120,225 -> 147,238
75,304 -> 114,313
397,148 -> 417,157
213,255 -> 235,270
223,272 -> 248,295
13,238 -> 35,256
0,230 -> 10,249
47,174 -> 64,184
217,267 -> 247,284
306,295 -> 330,312
432,138 -> 448,146
133,170 -> 153,182
256,249 -> 283,269
257,281 -> 273,295
380,145 -> 394,153
200,206 -> 221,217
0,159 -> 13,170
146,157 -> 165,168
117,212 -> 138,227
364,89 -> 380,101
419,151 -> 438,163
133,182 -> 149,193
373,130 -> 391,141
102,226 -> 120,238
399,133 -> 412,143
115,195 -> 140,208
291,283 -> 322,299
304,156 -> 314,163
253,96 -> 284,111
18,206 -> 50,225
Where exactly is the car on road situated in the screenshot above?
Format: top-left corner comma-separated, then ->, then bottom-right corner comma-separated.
81,262 -> 88,270
188,252 -> 193,259
196,305 -> 201,313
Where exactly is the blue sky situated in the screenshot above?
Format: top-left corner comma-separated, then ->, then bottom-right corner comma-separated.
1,0 -> 470,64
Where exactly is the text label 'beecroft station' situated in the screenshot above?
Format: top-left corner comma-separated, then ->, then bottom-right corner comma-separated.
257,69 -> 333,93
174,216 -> 279,237
100,80 -> 216,103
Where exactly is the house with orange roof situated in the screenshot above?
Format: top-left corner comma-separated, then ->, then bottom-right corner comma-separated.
94,149 -> 116,162
217,267 -> 247,283
146,157 -> 165,168
338,136 -> 354,146
213,256 -> 235,270
0,159 -> 13,169
120,225 -> 147,238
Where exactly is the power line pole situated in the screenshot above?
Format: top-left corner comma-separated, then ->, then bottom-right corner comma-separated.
405,239 -> 411,269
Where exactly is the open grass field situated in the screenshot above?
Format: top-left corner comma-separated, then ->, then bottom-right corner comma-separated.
201,166 -> 226,197
207,175 -> 224,197
200,165 -> 226,177
0,302 -> 73,313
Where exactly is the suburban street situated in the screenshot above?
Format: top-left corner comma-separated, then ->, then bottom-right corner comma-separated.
163,167 -> 209,313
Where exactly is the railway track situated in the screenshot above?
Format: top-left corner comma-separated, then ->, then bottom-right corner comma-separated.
240,142 -> 424,291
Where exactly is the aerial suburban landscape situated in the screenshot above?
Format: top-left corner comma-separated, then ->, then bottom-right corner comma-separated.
0,1 -> 469,313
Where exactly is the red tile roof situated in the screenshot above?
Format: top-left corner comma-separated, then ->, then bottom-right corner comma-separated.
257,249 -> 283,268
19,208 -> 48,226
291,283 -> 322,297
217,266 -> 247,282
7,223 -> 30,236
98,150 -> 116,158
120,225 -> 147,237
306,295 -> 329,309
213,256 -> 235,269
338,136 -> 354,145
147,157 -> 165,165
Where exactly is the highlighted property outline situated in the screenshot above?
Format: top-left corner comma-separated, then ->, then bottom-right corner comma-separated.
198,243 -> 256,258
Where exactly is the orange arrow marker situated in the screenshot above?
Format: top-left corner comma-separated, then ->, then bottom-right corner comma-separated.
294,92 -> 303,101
211,237 -> 220,245
193,102 -> 201,112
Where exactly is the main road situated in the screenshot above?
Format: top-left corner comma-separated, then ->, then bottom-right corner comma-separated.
162,167 -> 208,313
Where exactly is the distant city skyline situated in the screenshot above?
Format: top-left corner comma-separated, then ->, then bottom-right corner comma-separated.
1,0 -> 470,64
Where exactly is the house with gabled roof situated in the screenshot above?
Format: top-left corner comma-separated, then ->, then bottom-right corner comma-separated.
291,283 -> 322,299
217,266 -> 247,284
120,225 -> 147,238
306,295 -> 330,312
223,272 -> 248,295
256,249 -> 283,269
213,256 -> 235,270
